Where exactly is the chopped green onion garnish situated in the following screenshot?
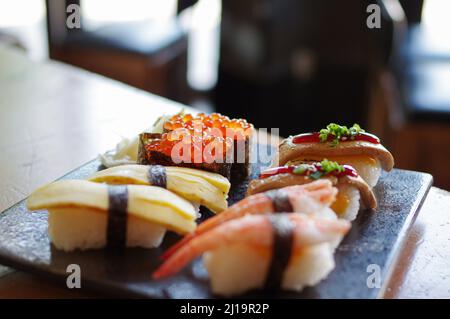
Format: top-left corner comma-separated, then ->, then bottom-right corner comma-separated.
320,159 -> 344,174
293,164 -> 309,175
318,123 -> 365,146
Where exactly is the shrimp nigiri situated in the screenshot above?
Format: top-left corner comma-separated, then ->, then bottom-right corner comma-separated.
161,179 -> 337,260
153,213 -> 351,296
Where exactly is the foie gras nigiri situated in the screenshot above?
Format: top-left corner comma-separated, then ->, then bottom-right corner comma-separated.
27,180 -> 197,251
88,164 -> 230,214
248,159 -> 377,221
273,123 -> 394,187
153,213 -> 351,296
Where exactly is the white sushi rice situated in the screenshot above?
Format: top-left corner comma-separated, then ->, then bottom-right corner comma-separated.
282,243 -> 335,291
203,242 -> 335,296
204,244 -> 268,296
336,184 -> 361,222
48,207 -> 166,251
348,158 -> 381,188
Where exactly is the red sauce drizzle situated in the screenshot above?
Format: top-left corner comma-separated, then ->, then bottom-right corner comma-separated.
292,132 -> 380,144
259,164 -> 358,179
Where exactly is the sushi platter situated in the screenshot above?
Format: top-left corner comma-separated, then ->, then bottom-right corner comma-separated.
0,113 -> 433,298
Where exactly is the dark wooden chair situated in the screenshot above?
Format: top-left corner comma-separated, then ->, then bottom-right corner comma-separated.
46,0 -> 189,102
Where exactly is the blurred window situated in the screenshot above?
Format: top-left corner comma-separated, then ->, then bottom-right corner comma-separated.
182,0 -> 221,91
0,0 -> 45,27
0,0 -> 47,60
421,0 -> 450,52
81,0 -> 177,30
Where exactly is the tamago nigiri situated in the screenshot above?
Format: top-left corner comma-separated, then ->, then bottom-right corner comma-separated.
27,180 -> 197,251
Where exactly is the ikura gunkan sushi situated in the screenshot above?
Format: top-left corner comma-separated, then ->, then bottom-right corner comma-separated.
26,180 -> 197,251
137,113 -> 254,180
163,113 -> 254,179
161,179 -> 339,260
248,160 -> 377,221
153,213 -> 351,296
88,164 -> 231,214
273,123 -> 394,188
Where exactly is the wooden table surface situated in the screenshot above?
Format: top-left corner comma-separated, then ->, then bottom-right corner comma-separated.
0,45 -> 449,299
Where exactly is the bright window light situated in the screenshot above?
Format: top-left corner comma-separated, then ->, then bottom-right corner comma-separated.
186,0 -> 222,91
0,0 -> 45,27
81,0 -> 177,29
421,0 -> 450,52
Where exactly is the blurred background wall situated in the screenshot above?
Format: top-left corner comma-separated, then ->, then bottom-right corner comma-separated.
0,0 -> 449,188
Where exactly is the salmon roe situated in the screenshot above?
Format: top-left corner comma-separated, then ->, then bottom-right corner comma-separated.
147,113 -> 253,163
145,130 -> 234,163
163,113 -> 253,141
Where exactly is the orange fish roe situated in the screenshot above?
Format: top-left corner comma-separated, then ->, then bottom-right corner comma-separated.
163,113 -> 253,141
145,130 -> 234,163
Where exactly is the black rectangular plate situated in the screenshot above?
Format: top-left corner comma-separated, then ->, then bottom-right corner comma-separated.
0,145 -> 433,298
